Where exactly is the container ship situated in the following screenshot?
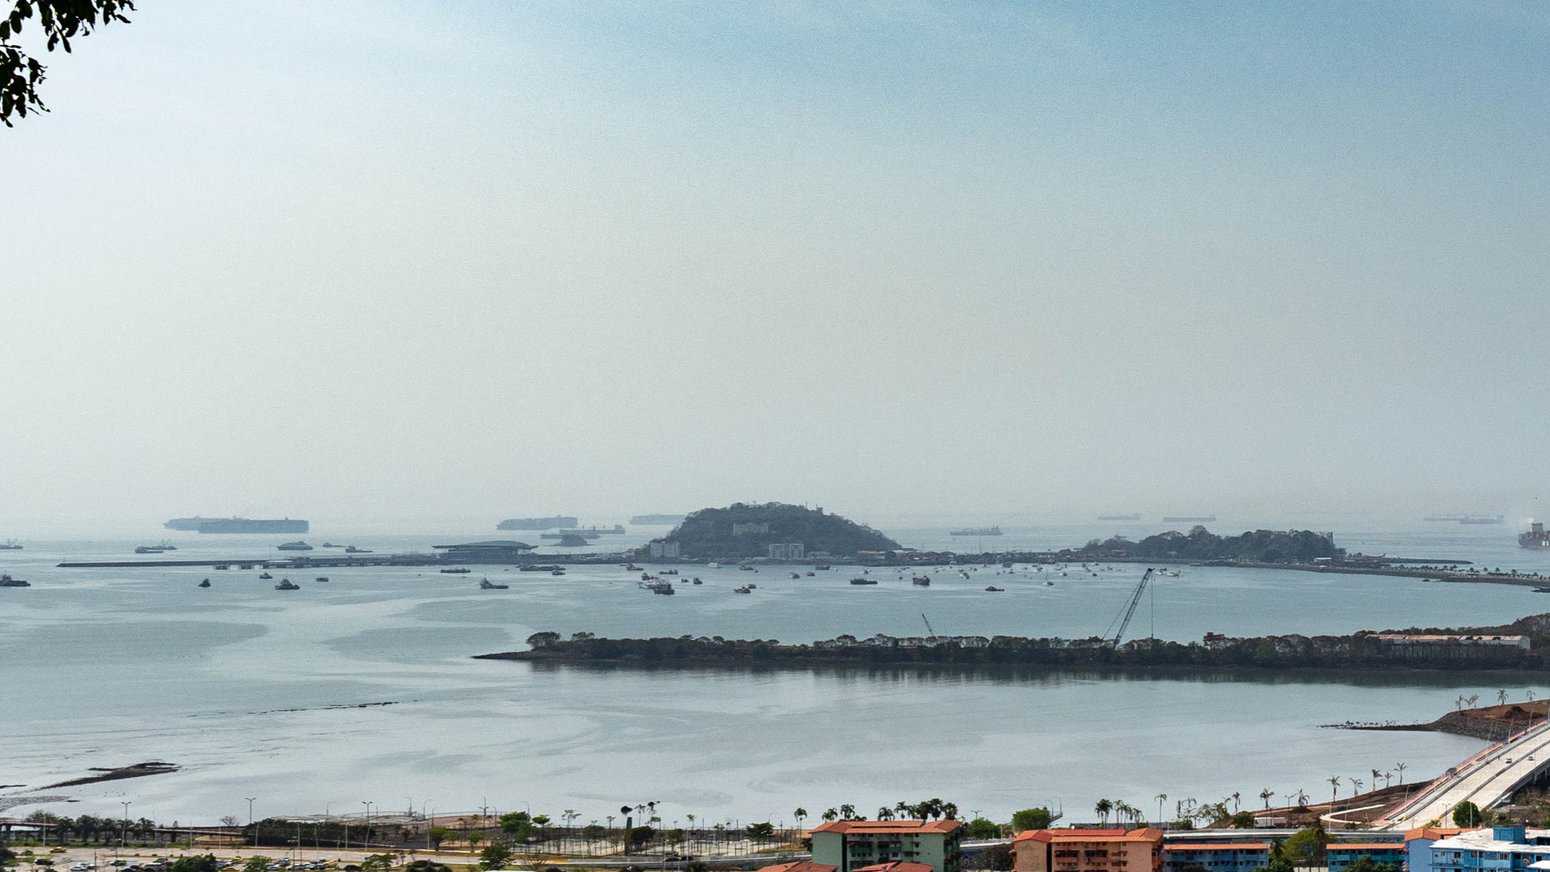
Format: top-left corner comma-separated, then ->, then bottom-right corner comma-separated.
630,514 -> 685,525
165,516 -> 309,534
497,516 -> 578,530
1522,522 -> 1550,549
950,526 -> 1002,536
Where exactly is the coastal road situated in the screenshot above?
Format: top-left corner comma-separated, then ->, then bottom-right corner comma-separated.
1379,720 -> 1550,830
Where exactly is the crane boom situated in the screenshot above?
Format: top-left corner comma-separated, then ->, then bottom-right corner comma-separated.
1109,568 -> 1153,649
922,612 -> 939,642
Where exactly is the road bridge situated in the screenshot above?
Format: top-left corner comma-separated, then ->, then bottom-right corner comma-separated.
1376,720 -> 1550,830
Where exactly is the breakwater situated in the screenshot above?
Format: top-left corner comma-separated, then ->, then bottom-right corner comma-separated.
477,614 -> 1550,673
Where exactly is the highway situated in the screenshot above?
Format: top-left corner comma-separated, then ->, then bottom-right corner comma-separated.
1378,720 -> 1550,830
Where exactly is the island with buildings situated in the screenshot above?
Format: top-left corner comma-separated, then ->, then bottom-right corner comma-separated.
640,502 -> 901,560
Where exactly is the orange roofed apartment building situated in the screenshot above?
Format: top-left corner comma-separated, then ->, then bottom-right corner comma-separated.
1013,828 -> 1165,872
811,820 -> 964,872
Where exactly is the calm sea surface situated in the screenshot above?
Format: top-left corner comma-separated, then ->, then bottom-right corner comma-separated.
3,522 -> 1549,826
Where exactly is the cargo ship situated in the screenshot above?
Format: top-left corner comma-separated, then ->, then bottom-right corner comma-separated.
630,514 -> 685,525
165,516 -> 309,534
950,526 -> 1002,536
276,540 -> 314,551
497,516 -> 578,530
0,540 -> 22,550
1459,514 -> 1505,525
1521,522 -> 1550,549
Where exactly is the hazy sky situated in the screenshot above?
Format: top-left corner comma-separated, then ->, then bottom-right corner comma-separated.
4,2 -> 1549,533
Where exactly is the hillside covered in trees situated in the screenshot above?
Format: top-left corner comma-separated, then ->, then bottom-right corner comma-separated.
1070,526 -> 1341,563
649,502 -> 901,559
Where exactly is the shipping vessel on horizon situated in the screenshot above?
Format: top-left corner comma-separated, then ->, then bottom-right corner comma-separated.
1522,522 -> 1550,549
950,526 -> 1002,536
1097,513 -> 1143,521
497,515 -> 579,530
1425,513 -> 1505,524
165,516 -> 309,534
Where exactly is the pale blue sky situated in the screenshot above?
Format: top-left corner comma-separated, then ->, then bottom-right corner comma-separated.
3,2 -> 1548,532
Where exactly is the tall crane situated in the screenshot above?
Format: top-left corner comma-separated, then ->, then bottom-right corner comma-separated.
1108,568 -> 1154,649
921,612 -> 939,643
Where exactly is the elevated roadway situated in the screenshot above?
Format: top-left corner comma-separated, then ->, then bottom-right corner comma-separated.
1377,720 -> 1550,830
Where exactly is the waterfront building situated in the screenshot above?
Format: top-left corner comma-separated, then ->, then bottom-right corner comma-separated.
1162,842 -> 1269,872
1405,827 -> 1465,872
648,540 -> 681,558
431,540 -> 536,563
811,819 -> 963,872
1327,842 -> 1407,872
769,542 -> 806,560
1013,828 -> 1164,872
1374,634 -> 1531,651
733,521 -> 773,536
1429,826 -> 1550,872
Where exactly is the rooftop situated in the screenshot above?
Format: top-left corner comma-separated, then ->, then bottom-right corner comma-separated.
1327,844 -> 1407,852
1016,828 -> 1164,844
758,863 -> 838,872
1430,829 -> 1550,853
812,819 -> 963,836
855,863 -> 934,872
1166,843 -> 1271,852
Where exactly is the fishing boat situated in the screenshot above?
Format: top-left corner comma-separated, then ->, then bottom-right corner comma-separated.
692,578 -> 703,584
733,585 -> 752,594
480,578 -> 509,590
314,576 -> 330,583
274,578 -> 300,590
277,541 -> 313,551
849,577 -> 878,585
198,579 -> 211,588
985,585 -> 1004,592
345,545 -> 372,553
1,574 -> 30,587
550,568 -> 565,576
259,571 -> 274,580
440,567 -> 471,574
912,575 -> 931,586
647,580 -> 676,595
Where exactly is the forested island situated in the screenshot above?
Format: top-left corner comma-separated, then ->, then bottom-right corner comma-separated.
644,502 -> 901,559
478,614 -> 1550,672
1064,526 -> 1341,563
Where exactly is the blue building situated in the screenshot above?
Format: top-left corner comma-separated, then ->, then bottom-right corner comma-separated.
1163,842 -> 1269,872
1430,826 -> 1550,872
1328,843 -> 1407,872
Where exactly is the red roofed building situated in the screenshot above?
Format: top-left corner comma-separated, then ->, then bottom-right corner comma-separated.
811,820 -> 964,872
1012,828 -> 1164,872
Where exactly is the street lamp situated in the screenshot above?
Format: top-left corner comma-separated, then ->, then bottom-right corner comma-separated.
362,801 -> 373,850
120,801 -> 132,850
246,798 -> 258,848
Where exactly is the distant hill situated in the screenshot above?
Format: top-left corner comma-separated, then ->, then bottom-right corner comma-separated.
1072,526 -> 1341,563
651,502 -> 901,559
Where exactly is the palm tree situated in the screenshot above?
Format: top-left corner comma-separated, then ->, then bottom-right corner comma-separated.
1259,788 -> 1274,809
822,809 -> 838,823
1296,789 -> 1308,808
942,802 -> 959,821
839,804 -> 856,821
1231,792 -> 1241,813
1155,794 -> 1168,822
894,801 -> 910,819
1327,776 -> 1341,806
793,809 -> 806,832
1499,689 -> 1509,706
1095,799 -> 1112,825
1350,777 -> 1363,796
877,807 -> 893,821
1396,762 -> 1407,784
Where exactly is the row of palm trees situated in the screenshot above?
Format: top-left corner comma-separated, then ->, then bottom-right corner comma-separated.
1095,764 -> 1418,829
805,798 -> 960,825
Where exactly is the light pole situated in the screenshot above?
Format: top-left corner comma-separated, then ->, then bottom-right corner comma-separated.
425,805 -> 434,852
362,801 -> 373,850
246,798 -> 257,849
120,801 -> 132,850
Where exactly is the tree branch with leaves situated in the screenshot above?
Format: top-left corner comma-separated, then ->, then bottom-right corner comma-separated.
1,0 -> 134,126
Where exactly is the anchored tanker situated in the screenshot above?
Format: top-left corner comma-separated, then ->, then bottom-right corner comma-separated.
164,516 -> 309,534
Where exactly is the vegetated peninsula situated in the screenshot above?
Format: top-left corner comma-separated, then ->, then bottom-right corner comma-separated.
1066,525 -> 1341,563
477,614 -> 1550,672
644,502 -> 901,559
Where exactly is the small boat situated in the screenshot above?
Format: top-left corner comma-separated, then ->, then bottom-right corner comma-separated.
912,575 -> 931,586
648,581 -> 676,595
739,564 -> 756,571
198,579 -> 212,588
213,564 -> 229,570
692,577 -> 703,584
522,564 -> 564,572
550,568 -> 565,576
441,567 -> 471,574
814,563 -> 831,570
707,562 -> 721,569
1045,580 -> 1055,586
1,574 -> 31,587
238,563 -> 254,570
259,571 -> 274,580
1534,587 -> 1550,594
985,585 -> 1004,592
135,544 -> 170,554
663,569 -> 679,576
790,572 -> 802,579
344,545 -> 372,553
321,542 -> 342,548
480,578 -> 509,590
733,585 -> 752,594
625,563 -> 644,571
314,576 -> 330,583
850,577 -> 878,585
275,578 -> 300,590
806,571 -> 815,577
277,541 -> 313,551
